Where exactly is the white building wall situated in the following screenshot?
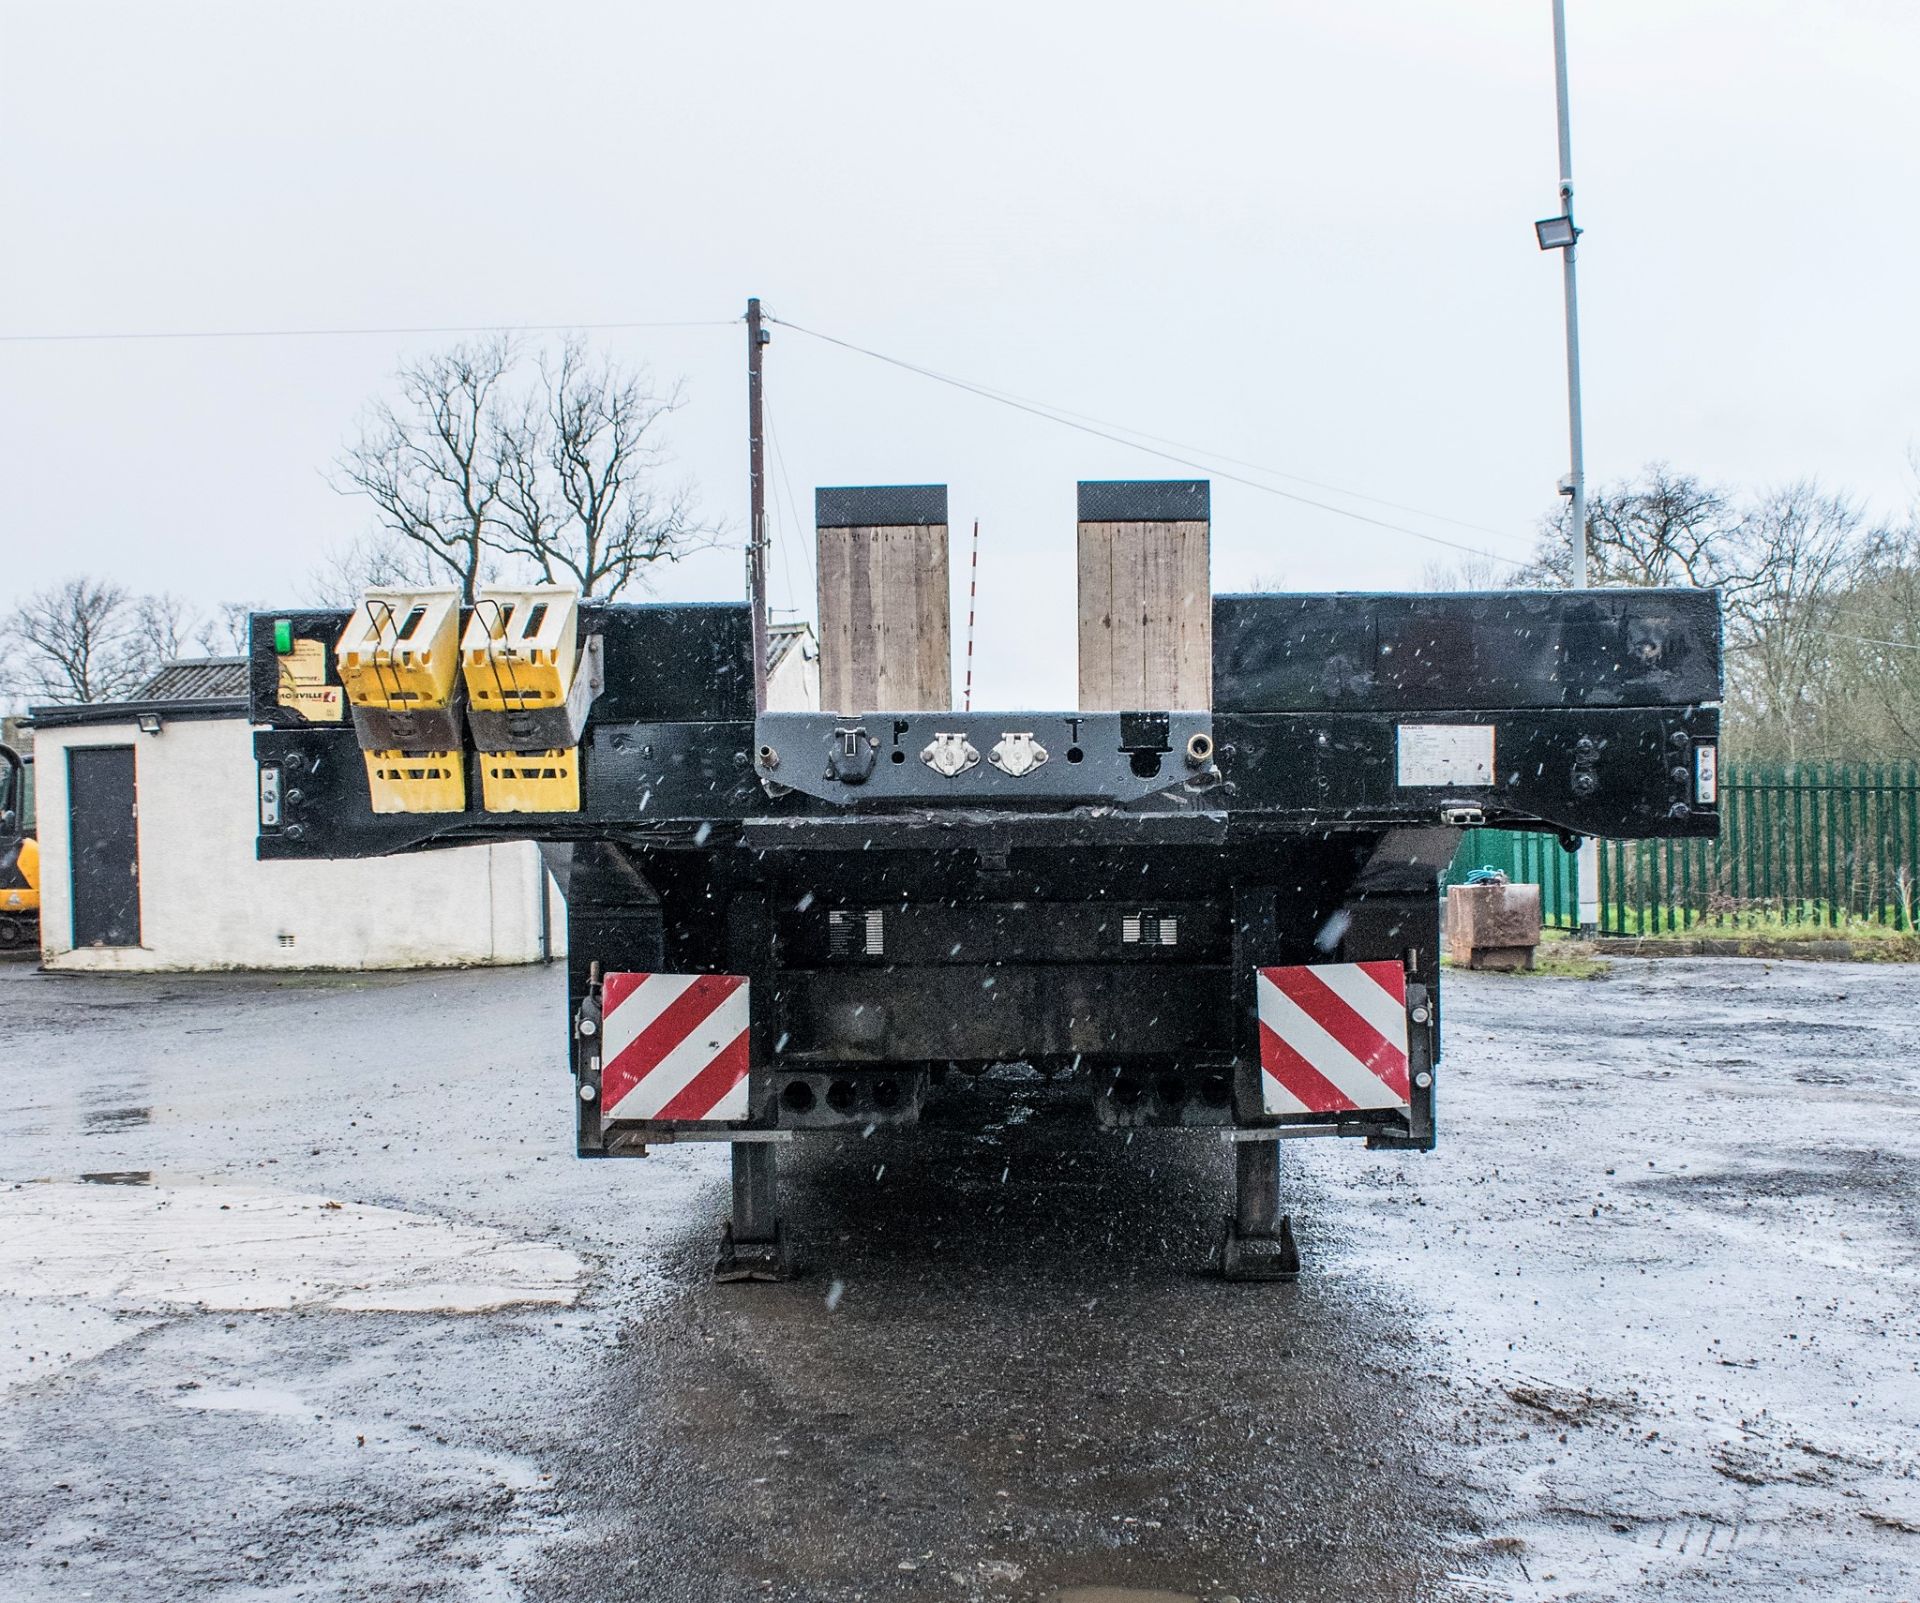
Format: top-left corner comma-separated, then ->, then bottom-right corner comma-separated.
765,638 -> 820,711
37,716 -> 556,973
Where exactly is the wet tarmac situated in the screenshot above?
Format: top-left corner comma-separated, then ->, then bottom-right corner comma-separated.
1,956 -> 1916,1601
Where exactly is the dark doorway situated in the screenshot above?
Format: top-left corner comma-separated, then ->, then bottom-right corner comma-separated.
68,746 -> 140,947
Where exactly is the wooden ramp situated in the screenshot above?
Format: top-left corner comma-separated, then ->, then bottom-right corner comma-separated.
815,484 -> 951,713
1076,479 -> 1212,710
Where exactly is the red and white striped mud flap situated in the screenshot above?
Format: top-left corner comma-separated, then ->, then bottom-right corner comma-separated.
1256,961 -> 1411,1116
601,973 -> 751,1123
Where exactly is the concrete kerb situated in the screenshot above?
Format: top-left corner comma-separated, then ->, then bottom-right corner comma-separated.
1575,936 -> 1909,962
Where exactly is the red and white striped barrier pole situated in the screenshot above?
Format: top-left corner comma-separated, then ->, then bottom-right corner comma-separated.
963,518 -> 979,711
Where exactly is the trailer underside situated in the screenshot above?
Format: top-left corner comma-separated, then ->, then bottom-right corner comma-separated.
250,583 -> 1723,1281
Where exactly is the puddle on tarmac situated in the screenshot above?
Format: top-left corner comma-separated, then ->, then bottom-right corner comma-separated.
0,1179 -> 584,1312
172,1386 -> 310,1416
83,1106 -> 153,1133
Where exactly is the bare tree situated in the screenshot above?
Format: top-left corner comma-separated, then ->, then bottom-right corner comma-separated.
1816,508 -> 1920,755
306,530 -> 445,608
333,335 -> 710,601
2,579 -> 155,703
334,338 -> 517,602
1721,483 -> 1872,762
1420,552 -> 1508,591
524,339 -> 705,594
1517,465 -> 1738,591
135,592 -> 195,664
193,601 -> 263,657
1515,464 -> 1897,760
0,582 -> 268,708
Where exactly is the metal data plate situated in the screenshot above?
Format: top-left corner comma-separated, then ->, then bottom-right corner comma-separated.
753,711 -> 1215,807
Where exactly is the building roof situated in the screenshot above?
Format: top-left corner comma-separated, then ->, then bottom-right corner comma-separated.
135,657 -> 251,701
29,655 -> 251,731
768,620 -> 816,674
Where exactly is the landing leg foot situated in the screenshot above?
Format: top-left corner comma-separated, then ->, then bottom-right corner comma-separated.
1221,1212 -> 1300,1282
1222,1137 -> 1300,1281
715,1139 -> 792,1282
714,1219 -> 791,1282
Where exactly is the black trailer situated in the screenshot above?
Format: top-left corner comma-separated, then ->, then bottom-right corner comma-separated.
251,558 -> 1720,1281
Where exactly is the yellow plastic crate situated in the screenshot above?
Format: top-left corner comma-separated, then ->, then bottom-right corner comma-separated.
480,747 -> 580,813
462,586 -> 579,713
337,588 -> 462,710
363,750 -> 467,814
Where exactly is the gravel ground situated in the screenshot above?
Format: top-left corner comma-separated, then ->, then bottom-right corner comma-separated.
1,956 -> 1916,1602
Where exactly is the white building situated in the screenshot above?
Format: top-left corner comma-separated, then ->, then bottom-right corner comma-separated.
31,660 -> 555,973
765,621 -> 819,710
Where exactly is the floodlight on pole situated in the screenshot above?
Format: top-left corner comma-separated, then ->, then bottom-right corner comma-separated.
1534,215 -> 1578,251
1544,0 -> 1602,936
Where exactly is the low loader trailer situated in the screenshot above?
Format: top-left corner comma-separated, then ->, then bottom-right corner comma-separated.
251,480 -> 1721,1280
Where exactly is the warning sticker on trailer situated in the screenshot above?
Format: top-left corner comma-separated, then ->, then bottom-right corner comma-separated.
1396,723 -> 1494,787
277,638 -> 344,723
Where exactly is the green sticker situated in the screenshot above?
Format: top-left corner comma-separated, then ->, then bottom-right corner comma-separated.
273,619 -> 293,655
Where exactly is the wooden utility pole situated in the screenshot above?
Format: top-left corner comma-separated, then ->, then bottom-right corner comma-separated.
746,297 -> 770,712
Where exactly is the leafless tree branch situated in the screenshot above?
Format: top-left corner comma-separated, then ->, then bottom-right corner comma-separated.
2,579 -> 155,703
330,335 -> 712,601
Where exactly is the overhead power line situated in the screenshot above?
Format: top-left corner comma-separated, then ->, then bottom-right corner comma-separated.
1809,628 -> 1920,656
762,399 -> 807,614
764,314 -> 1531,569
839,352 -> 1531,547
10,299 -> 1546,570
0,317 -> 737,344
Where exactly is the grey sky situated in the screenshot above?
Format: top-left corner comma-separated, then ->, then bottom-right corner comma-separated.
3,1 -> 1915,708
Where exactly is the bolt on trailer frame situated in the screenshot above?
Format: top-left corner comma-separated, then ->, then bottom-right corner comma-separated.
250,572 -> 1721,1281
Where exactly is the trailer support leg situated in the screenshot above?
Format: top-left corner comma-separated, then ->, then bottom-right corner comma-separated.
1221,1138 -> 1300,1282
715,1140 -> 791,1282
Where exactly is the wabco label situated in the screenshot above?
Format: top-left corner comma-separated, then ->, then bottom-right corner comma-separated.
1395,723 -> 1494,787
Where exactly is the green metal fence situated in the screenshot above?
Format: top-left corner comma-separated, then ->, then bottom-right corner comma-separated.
1443,762 -> 1920,935
1445,827 -> 1581,925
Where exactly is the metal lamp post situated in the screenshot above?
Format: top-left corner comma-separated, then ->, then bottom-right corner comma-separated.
1537,0 -> 1602,935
